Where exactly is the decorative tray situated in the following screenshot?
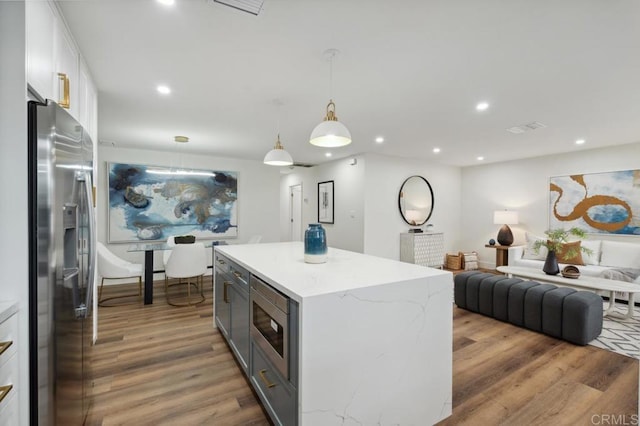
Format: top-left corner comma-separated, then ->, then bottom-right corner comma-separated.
561,265 -> 580,279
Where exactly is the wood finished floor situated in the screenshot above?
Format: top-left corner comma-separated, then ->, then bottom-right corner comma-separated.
89,282 -> 638,426
438,308 -> 638,426
87,280 -> 270,425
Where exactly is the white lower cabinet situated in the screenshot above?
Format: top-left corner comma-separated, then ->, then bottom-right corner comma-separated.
0,304 -> 19,426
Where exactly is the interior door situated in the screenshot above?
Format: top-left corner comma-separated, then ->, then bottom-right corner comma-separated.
289,184 -> 302,242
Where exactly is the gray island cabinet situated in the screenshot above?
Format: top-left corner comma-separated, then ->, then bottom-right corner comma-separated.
214,242 -> 453,425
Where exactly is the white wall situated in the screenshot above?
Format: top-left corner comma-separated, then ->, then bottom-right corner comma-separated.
279,155 -> 366,253
280,153 -> 463,262
98,146 -> 281,279
363,153 -> 462,260
0,1 -> 29,422
461,142 -> 640,269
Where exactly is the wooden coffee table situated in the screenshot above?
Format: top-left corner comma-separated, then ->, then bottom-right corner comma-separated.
497,266 -> 640,319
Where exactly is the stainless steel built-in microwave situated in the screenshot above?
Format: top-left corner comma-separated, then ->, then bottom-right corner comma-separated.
250,275 -> 290,379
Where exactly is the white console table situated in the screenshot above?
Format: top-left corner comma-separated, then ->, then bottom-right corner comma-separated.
400,232 -> 445,268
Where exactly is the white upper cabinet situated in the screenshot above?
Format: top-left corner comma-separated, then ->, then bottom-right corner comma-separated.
26,0 -> 97,133
26,0 -> 56,101
78,59 -> 98,144
53,17 -> 79,119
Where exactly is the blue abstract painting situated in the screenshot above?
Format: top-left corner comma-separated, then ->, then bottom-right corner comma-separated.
108,163 -> 238,242
549,169 -> 640,235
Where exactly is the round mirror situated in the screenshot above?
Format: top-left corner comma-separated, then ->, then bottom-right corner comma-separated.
398,176 -> 434,226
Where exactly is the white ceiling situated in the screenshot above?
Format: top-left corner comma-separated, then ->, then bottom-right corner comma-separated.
59,0 -> 640,167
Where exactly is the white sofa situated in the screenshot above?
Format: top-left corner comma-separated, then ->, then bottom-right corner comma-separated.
509,240 -> 640,277
508,237 -> 640,301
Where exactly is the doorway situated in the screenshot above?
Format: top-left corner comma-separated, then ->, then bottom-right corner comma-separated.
289,184 -> 302,241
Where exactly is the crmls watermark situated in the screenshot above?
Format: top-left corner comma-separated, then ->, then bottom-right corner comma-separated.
591,414 -> 639,425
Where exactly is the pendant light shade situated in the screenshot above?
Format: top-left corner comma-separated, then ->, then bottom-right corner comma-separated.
263,134 -> 293,166
309,100 -> 352,147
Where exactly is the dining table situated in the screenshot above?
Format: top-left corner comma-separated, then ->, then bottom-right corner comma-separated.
127,240 -> 226,304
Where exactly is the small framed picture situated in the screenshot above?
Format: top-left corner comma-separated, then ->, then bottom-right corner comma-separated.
318,180 -> 334,224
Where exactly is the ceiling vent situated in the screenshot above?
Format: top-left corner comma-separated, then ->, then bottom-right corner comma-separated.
292,162 -> 315,168
506,121 -> 547,134
209,0 -> 265,15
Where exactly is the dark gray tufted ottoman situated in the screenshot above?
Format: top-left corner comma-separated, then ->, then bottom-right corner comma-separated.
454,271 -> 603,345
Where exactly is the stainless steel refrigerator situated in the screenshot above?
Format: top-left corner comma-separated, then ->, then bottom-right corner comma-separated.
28,100 -> 96,425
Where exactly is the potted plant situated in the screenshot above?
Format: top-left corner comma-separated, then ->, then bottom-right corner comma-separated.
532,227 -> 593,275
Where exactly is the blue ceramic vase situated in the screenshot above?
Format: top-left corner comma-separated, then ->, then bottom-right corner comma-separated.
304,224 -> 327,264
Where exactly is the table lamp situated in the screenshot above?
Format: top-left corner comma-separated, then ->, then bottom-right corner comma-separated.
493,210 -> 518,246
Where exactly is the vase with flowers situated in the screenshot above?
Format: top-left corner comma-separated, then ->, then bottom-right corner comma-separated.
532,227 -> 593,275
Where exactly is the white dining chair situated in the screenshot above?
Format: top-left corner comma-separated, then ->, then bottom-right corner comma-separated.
164,242 -> 207,306
97,242 -> 143,306
162,235 -> 178,268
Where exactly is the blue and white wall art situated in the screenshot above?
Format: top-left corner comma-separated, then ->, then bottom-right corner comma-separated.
549,169 -> 640,235
108,163 -> 238,242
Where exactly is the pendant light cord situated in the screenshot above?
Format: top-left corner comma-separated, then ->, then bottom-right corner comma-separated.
329,51 -> 334,101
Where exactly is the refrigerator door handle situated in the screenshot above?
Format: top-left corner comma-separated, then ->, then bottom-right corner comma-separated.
77,171 -> 96,318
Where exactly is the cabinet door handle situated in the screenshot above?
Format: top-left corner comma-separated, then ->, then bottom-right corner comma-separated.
258,369 -> 276,388
0,385 -> 12,404
57,73 -> 70,109
223,281 -> 230,303
0,341 -> 12,357
218,259 -> 225,265
232,271 -> 242,279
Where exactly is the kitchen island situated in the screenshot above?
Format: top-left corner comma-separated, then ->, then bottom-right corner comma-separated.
214,242 -> 452,425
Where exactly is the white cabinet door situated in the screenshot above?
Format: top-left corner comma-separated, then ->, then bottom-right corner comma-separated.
26,0 -> 56,101
78,59 -> 98,143
53,16 -> 79,118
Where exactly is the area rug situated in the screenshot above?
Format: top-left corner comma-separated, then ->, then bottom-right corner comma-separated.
589,302 -> 640,360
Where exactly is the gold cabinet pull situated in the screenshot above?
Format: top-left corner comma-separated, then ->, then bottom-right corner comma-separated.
232,271 -> 242,279
258,369 -> 276,388
57,72 -> 70,109
0,385 -> 12,404
223,282 -> 230,303
0,341 -> 12,357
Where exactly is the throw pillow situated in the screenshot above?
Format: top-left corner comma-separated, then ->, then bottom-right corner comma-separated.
600,241 -> 640,268
522,232 -> 547,260
556,240 -> 585,265
581,240 -> 601,265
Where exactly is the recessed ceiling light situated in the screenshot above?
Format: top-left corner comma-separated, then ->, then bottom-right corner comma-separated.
157,85 -> 171,95
157,0 -> 175,5
325,152 -> 332,157
433,147 -> 441,153
477,156 -> 484,161
476,102 -> 489,111
575,139 -> 585,145
375,136 -> 384,143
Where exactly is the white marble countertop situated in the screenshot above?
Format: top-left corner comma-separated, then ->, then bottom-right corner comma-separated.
215,242 -> 449,302
0,300 -> 18,323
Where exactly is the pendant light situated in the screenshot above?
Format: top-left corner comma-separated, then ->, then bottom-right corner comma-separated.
309,49 -> 352,148
264,100 -> 293,166
264,134 -> 293,166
